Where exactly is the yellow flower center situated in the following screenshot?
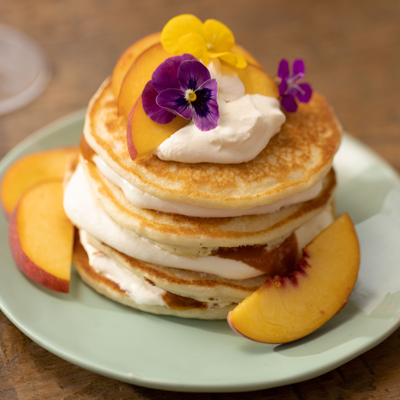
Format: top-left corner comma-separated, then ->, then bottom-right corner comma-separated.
186,90 -> 197,102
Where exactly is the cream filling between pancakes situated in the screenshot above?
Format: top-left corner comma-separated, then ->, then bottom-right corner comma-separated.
80,230 -> 234,310
93,155 -> 323,218
80,229 -> 167,306
65,165 -> 333,280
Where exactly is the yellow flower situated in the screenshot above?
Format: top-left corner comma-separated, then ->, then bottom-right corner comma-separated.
161,14 -> 247,69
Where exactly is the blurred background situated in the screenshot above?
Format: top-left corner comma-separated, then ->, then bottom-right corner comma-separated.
1,0 -> 400,398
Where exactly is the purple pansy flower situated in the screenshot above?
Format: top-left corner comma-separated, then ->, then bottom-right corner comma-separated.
142,54 -> 219,131
277,59 -> 312,112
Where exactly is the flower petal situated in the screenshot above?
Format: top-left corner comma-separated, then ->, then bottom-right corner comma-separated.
292,59 -> 305,77
152,54 -> 195,93
178,32 -> 209,63
281,95 -> 298,112
191,79 -> 219,131
297,83 -> 312,103
161,14 -> 204,54
156,88 -> 192,120
279,78 -> 288,97
178,60 -> 211,91
203,19 -> 235,52
142,81 -> 176,124
278,59 -> 290,79
210,51 -> 247,69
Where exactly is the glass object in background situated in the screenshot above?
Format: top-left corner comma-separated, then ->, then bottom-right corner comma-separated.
0,24 -> 51,116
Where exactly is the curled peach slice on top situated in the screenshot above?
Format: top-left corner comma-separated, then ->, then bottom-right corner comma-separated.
9,179 -> 74,293
118,43 -> 173,118
230,44 -> 261,68
126,97 -> 188,160
117,40 -> 268,118
111,31 -> 261,106
1,147 -> 78,218
228,213 -> 360,344
111,32 -> 161,100
220,61 -> 279,98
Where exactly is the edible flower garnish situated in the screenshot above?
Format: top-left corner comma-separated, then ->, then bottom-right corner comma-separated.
142,54 -> 219,131
277,59 -> 312,112
161,14 -> 247,69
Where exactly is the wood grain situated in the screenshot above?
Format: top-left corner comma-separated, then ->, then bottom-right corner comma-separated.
1,0 -> 400,398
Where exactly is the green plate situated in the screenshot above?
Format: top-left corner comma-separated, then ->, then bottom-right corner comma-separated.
0,110 -> 400,393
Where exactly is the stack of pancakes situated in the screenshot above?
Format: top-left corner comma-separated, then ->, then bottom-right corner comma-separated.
64,78 -> 341,319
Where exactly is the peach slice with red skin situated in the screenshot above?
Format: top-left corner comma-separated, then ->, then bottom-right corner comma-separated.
1,147 -> 78,218
126,97 -> 188,160
117,41 -> 270,118
118,43 -> 174,118
9,179 -> 74,293
111,32 -> 161,100
112,35 -> 261,105
228,213 -> 360,344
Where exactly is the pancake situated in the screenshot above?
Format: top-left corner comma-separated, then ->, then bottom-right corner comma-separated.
84,78 -> 341,210
67,34 -> 342,320
79,148 -> 336,250
74,231 -> 236,319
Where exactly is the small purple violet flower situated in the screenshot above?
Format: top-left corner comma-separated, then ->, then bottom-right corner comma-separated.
142,54 -> 219,131
277,59 -> 312,112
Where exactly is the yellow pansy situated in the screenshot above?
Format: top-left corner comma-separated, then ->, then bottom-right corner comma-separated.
161,14 -> 247,69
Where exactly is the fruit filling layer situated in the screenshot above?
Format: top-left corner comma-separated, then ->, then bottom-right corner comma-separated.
79,230 -> 233,310
64,164 -> 334,280
80,229 -> 166,306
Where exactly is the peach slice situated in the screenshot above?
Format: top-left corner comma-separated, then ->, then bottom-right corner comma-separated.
113,39 -> 260,103
221,62 -> 279,98
118,43 -> 173,118
230,44 -> 262,68
9,179 -> 74,293
228,213 -> 360,344
127,97 -> 188,160
1,147 -> 78,218
111,32 -> 161,100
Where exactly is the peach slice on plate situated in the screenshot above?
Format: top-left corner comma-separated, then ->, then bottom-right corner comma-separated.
1,147 -> 78,218
111,32 -> 161,100
9,179 -> 74,293
126,97 -> 188,160
228,213 -> 360,344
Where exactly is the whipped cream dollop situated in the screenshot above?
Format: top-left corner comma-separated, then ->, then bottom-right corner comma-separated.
154,95 -> 285,164
94,155 -> 323,218
153,59 -> 286,164
65,165 -> 333,280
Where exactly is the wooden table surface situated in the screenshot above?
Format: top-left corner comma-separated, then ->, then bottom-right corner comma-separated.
1,0 -> 400,398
